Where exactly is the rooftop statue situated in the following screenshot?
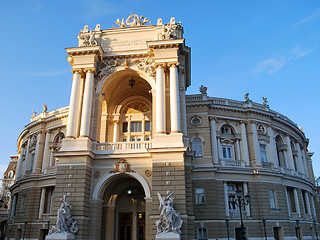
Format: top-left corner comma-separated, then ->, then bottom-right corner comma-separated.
157,17 -> 182,40
244,92 -> 250,102
156,192 -> 183,234
199,85 -> 207,94
48,195 -> 78,236
42,104 -> 47,113
114,13 -> 150,28
262,97 -> 268,106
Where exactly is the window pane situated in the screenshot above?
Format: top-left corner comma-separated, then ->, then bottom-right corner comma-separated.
227,147 -> 232,159
131,122 -> 142,132
193,138 -> 203,157
269,190 -> 276,209
260,144 -> 267,163
122,122 -> 128,132
223,147 -> 227,158
145,121 -> 150,131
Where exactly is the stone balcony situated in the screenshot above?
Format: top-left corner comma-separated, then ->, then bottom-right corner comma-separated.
93,141 -> 152,154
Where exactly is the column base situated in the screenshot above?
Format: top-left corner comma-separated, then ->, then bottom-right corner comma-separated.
45,232 -> 75,240
60,137 -> 92,151
155,232 -> 181,240
153,133 -> 184,148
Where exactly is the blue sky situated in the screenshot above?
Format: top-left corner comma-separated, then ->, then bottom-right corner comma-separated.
0,0 -> 319,179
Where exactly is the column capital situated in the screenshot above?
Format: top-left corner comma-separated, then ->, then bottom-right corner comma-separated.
249,120 -> 257,125
71,69 -> 83,74
83,67 -> 96,74
239,120 -> 248,125
209,116 -> 218,122
155,63 -> 167,69
168,62 -> 180,68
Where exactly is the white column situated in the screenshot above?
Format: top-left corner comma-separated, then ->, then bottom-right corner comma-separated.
66,71 -> 82,138
42,131 -> 51,172
301,149 -> 309,178
243,183 -> 251,217
267,127 -> 279,168
24,137 -> 32,174
80,70 -> 95,138
293,188 -> 301,217
285,188 -> 291,216
217,139 -> 222,160
15,146 -> 25,180
305,192 -> 312,217
113,121 -> 119,142
310,195 -> 317,220
251,122 -> 261,166
235,140 -> 241,161
284,135 -> 295,170
180,74 -> 188,136
210,118 -> 219,164
295,142 -> 304,174
224,182 -> 230,217
49,148 -> 55,167
155,65 -> 166,134
169,64 -> 180,133
32,132 -> 42,173
240,122 -> 250,166
39,188 -> 46,219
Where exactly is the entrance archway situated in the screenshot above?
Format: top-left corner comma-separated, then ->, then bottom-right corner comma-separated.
101,175 -> 146,240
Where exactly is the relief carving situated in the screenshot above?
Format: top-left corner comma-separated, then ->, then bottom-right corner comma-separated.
134,56 -> 156,77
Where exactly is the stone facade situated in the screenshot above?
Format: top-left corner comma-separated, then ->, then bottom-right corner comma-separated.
5,14 -> 318,240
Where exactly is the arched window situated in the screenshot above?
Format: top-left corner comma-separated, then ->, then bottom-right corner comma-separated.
8,170 -> 14,179
192,137 -> 203,157
55,133 -> 65,143
276,136 -> 286,167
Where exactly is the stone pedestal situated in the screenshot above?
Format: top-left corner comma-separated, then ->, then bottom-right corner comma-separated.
45,232 -> 75,240
155,232 -> 181,240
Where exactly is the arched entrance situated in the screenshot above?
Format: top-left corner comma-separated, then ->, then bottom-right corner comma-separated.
101,175 -> 146,240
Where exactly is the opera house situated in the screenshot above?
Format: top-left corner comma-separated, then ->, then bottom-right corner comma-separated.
6,14 -> 318,240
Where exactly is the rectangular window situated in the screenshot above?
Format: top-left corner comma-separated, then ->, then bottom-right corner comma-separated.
122,138 -> 127,142
145,121 -> 151,132
195,188 -> 205,205
287,187 -> 296,213
197,227 -> 207,240
29,153 -> 35,171
222,146 -> 232,159
260,144 -> 267,163
269,190 -> 277,209
44,187 -> 54,214
122,122 -> 128,133
131,122 -> 142,132
21,195 -> 26,212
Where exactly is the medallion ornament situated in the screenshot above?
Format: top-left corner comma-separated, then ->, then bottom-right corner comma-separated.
110,160 -> 134,174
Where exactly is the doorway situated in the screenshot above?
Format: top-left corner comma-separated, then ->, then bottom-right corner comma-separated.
102,175 -> 146,240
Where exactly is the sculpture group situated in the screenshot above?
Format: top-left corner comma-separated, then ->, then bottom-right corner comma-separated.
156,192 -> 183,235
46,195 -> 78,239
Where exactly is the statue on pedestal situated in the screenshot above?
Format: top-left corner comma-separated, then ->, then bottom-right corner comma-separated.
46,195 -> 78,239
156,192 -> 183,234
